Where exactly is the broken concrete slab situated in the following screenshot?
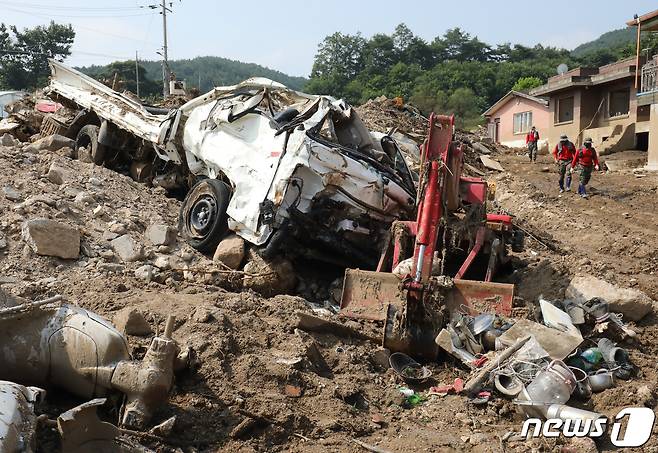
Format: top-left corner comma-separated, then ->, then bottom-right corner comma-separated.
24,134 -> 75,153
113,308 -> 153,336
497,319 -> 582,360
110,234 -> 144,262
46,158 -> 77,185
479,155 -> 504,172
145,223 -> 177,246
213,234 -> 245,270
22,219 -> 80,259
472,142 -> 492,155
566,275 -> 655,321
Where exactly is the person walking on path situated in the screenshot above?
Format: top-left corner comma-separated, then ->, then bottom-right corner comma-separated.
570,137 -> 600,198
552,134 -> 576,193
526,126 -> 540,162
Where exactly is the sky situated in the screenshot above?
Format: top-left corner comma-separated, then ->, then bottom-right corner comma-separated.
1,0 -> 656,77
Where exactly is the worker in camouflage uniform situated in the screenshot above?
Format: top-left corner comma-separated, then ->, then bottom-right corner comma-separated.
552,134 -> 576,193
570,137 -> 600,198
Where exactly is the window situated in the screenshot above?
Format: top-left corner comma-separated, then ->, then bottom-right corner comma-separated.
609,89 -> 630,117
556,96 -> 574,123
513,111 -> 532,134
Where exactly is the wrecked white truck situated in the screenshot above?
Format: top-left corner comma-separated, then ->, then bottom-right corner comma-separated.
46,61 -> 416,267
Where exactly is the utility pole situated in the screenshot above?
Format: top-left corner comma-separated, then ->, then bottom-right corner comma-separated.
144,0 -> 179,97
161,0 -> 170,97
135,51 -> 140,98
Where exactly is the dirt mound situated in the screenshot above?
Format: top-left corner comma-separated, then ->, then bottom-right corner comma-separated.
2,101 -> 658,452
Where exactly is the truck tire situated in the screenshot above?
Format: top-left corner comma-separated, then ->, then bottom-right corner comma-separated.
76,124 -> 107,165
179,179 -> 231,253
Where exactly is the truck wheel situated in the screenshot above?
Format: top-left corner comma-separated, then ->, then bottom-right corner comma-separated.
76,124 -> 107,165
179,179 -> 231,253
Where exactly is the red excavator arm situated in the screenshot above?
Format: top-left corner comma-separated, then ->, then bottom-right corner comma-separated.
339,112 -> 516,360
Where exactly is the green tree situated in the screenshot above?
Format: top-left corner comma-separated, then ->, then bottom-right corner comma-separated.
307,32 -> 365,97
512,76 -> 543,92
93,60 -> 160,97
362,33 -> 397,75
448,87 -> 482,129
0,21 -> 74,89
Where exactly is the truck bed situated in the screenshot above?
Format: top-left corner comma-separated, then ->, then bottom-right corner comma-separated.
47,60 -> 170,148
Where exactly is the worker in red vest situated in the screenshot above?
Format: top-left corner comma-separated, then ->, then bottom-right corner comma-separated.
526,126 -> 540,162
552,134 -> 576,193
570,137 -> 600,198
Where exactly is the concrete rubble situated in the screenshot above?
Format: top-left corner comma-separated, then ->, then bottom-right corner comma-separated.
22,218 -> 80,259
110,234 -> 145,262
566,274 -> 655,321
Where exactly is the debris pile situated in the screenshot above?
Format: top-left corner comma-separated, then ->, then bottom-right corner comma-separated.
0,77 -> 657,452
356,96 -> 429,141
357,96 -> 504,175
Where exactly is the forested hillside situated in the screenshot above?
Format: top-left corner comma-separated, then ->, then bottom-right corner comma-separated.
80,55 -> 307,96
306,24 -> 579,128
306,24 -> 658,128
572,28 -> 635,57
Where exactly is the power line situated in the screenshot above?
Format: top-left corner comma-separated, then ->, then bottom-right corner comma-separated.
3,5 -> 157,18
3,6 -> 159,46
0,1 -> 146,11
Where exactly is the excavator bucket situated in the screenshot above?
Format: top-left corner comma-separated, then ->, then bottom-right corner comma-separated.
446,279 -> 514,316
339,269 -> 403,322
339,270 -> 514,322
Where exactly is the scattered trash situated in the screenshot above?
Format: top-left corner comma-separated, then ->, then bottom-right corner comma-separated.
588,370 -> 615,392
389,352 -> 432,383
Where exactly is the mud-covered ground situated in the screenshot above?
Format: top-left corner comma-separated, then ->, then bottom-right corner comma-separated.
1,140 -> 657,453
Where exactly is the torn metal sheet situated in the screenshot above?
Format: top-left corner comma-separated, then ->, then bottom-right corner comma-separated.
48,61 -> 174,161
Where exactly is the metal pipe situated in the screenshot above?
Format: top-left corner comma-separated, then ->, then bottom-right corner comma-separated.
163,315 -> 175,339
0,295 -> 63,316
546,404 -> 604,422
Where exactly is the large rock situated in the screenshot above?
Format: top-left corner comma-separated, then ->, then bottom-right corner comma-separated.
566,275 -> 655,321
3,185 -> 22,202
243,251 -> 296,296
213,234 -> 245,270
46,158 -> 77,185
145,223 -> 177,246
24,134 -> 75,153
113,308 -> 153,336
0,133 -> 18,147
22,219 -> 80,259
110,234 -> 144,262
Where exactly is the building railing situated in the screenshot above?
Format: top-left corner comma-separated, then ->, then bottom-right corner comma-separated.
641,60 -> 658,94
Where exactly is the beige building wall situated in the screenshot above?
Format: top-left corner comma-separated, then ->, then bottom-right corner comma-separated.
546,81 -> 638,154
545,89 -> 583,151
